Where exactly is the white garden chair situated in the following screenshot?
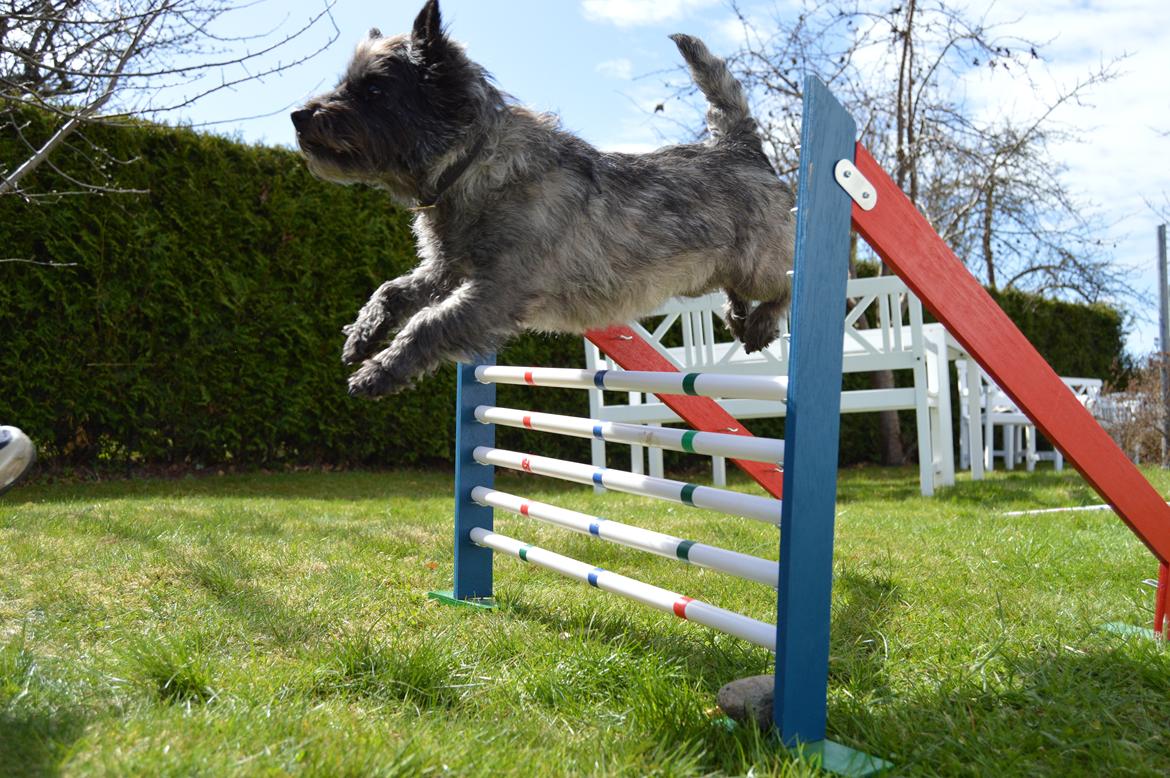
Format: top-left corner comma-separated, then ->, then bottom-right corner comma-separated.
956,360 -> 1102,471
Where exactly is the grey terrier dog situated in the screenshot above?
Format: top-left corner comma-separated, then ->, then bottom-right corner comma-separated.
292,0 -> 795,397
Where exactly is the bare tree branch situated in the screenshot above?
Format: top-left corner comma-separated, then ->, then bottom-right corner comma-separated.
719,0 -> 1129,306
1,0 -> 339,198
707,0 -> 1134,464
1,1 -> 167,195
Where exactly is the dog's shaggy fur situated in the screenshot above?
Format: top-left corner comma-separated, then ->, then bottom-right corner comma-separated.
293,0 -> 795,397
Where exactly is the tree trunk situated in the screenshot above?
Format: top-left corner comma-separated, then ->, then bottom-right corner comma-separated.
982,179 -> 997,290
872,265 -> 906,466
874,0 -> 914,468
872,368 -> 906,466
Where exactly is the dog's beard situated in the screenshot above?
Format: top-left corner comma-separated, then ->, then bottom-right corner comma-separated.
300,147 -> 368,185
298,139 -> 418,204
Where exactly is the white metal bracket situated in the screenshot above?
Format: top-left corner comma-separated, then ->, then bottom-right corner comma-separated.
834,159 -> 876,211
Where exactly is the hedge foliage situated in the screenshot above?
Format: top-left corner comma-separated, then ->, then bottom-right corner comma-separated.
0,113 -> 1130,471
1,112 -> 592,469
988,288 -> 1130,380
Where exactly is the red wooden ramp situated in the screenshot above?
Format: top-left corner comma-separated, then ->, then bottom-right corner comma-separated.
849,142 -> 1170,616
585,325 -> 783,499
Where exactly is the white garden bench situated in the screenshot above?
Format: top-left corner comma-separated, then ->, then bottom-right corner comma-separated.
955,360 -> 1103,471
584,275 -> 954,496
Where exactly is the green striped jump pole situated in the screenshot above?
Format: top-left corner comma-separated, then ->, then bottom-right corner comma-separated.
475,365 -> 788,402
474,405 -> 784,463
472,486 -> 778,587
469,527 -> 777,650
472,446 -> 781,525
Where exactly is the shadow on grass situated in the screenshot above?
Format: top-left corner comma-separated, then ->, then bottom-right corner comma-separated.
503,597 -> 770,686
488,564 -> 908,702
2,468 -> 458,506
0,638 -> 89,778
0,708 -> 88,778
828,570 -> 903,699
835,638 -> 1170,775
309,634 -> 469,711
183,544 -> 323,646
834,465 -> 1103,511
3,467 -> 596,511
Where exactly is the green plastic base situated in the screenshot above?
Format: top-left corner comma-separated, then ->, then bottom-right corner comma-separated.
1101,621 -> 1164,640
790,739 -> 893,777
712,717 -> 891,775
427,589 -> 497,610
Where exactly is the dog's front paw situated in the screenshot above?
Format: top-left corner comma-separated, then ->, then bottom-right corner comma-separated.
342,328 -> 370,365
341,317 -> 387,365
724,312 -> 747,343
741,317 -> 779,355
347,360 -> 413,398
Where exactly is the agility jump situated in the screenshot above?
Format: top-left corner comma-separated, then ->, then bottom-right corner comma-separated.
430,76 -> 1170,776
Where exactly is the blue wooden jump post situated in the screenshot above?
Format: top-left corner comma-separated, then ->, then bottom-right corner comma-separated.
430,78 -> 890,775
429,357 -> 497,608
773,76 -> 858,765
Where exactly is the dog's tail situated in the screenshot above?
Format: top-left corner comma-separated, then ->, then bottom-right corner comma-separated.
670,33 -> 754,143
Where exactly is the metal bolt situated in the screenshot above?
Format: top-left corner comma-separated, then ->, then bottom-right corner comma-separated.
862,192 -> 871,199
842,169 -> 852,178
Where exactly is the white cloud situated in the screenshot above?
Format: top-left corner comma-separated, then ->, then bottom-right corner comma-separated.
581,0 -> 720,28
738,0 -> 1170,352
951,0 -> 1170,353
591,78 -> 704,154
595,58 -> 634,79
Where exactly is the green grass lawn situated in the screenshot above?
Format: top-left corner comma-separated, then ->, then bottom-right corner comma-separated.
1,464 -> 1168,777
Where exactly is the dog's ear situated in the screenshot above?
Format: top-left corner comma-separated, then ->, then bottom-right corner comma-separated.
411,0 -> 446,61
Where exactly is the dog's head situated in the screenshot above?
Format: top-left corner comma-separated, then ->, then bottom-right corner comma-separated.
291,0 -> 493,201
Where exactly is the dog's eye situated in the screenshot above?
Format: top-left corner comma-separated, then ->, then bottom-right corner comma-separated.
365,84 -> 383,98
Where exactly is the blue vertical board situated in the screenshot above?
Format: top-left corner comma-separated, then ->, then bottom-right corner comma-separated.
774,77 -> 856,745
453,357 -> 496,600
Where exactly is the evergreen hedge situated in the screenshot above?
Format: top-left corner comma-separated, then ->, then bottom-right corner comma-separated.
0,114 -> 1130,471
1,112 -> 590,469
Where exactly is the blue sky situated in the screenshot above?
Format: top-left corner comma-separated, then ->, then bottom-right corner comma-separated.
173,0 -> 1170,358
181,0 -> 721,151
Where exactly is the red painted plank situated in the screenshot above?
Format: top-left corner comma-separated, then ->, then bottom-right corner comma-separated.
850,142 -> 1170,565
585,325 -> 783,499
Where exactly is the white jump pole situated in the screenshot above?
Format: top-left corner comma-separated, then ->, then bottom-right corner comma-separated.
475,406 -> 785,464
472,486 -> 779,588
475,365 -> 788,402
473,447 -> 782,525
469,527 -> 777,651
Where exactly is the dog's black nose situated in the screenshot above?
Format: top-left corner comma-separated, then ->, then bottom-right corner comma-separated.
291,109 -> 313,132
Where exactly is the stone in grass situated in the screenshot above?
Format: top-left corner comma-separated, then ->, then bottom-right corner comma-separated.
717,674 -> 774,730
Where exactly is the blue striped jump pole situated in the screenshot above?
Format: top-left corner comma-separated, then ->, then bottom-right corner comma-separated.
474,405 -> 785,463
472,446 -> 782,525
475,365 -> 788,402
472,486 -> 779,588
469,527 -> 777,650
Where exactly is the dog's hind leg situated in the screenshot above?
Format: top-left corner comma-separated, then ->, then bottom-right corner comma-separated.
342,261 -> 458,365
347,278 -> 525,397
722,288 -> 750,343
740,289 -> 790,354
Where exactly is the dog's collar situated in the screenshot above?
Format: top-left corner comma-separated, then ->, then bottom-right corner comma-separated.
416,134 -> 488,209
